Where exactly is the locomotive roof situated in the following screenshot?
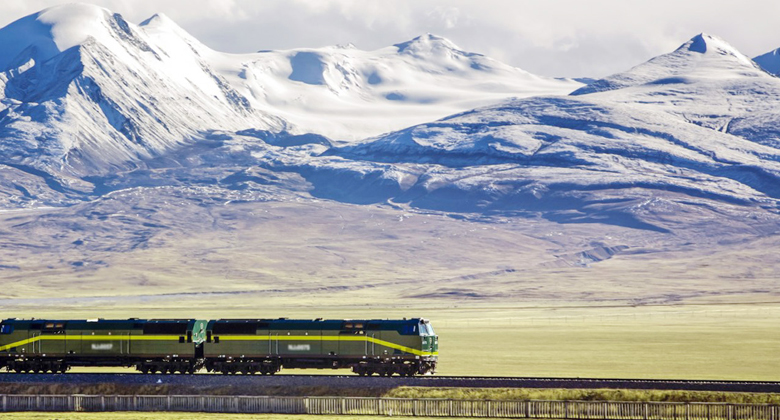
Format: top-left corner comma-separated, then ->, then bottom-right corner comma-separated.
0,318 -> 199,327
208,318 -> 427,330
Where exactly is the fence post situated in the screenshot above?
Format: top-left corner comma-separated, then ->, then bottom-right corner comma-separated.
234,396 -> 239,413
167,395 -> 171,411
133,395 -> 138,411
565,401 -> 569,419
36,395 -> 41,411
2,394 -> 5,412
686,403 -> 690,420
525,400 -> 530,418
644,402 -> 649,420
101,395 -> 106,412
200,395 -> 205,412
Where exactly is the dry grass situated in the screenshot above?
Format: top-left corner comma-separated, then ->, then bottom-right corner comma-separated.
2,193 -> 780,384
2,304 -> 780,381
386,387 -> 780,404
2,193 -> 780,309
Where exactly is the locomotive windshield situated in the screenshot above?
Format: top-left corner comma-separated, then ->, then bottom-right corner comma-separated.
419,322 -> 435,336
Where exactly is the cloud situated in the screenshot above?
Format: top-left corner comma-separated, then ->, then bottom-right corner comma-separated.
0,0 -> 779,78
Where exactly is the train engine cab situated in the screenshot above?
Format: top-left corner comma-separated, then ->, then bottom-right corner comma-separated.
417,318 -> 438,375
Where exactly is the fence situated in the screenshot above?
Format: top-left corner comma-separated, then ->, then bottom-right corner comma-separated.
1,394 -> 778,419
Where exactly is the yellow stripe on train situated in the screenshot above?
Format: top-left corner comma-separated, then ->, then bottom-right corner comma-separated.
0,335 -> 182,352
216,335 -> 435,357
1,335 -> 438,358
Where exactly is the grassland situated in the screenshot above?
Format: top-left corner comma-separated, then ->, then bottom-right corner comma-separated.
3,303 -> 779,380
2,191 -> 780,387
386,387 -> 780,404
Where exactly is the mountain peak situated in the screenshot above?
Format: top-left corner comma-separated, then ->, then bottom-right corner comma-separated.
682,33 -> 741,56
139,12 -> 188,36
0,3 -> 138,71
754,47 -> 780,76
33,3 -> 116,50
572,33 -> 760,96
394,33 -> 461,55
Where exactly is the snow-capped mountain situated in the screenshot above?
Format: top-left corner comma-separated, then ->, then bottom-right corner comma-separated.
232,33 -> 581,141
570,34 -> 780,148
285,33 -> 780,232
2,6 -> 780,305
0,4 -> 579,179
1,9 -> 780,232
754,47 -> 780,76
0,4 -> 286,176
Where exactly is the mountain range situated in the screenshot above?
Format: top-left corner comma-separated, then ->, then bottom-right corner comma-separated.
2,3 -> 780,307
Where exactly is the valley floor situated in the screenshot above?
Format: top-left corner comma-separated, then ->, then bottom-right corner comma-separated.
4,302 -> 779,380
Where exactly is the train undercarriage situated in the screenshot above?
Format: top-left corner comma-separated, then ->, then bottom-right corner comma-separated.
1,356 -> 437,376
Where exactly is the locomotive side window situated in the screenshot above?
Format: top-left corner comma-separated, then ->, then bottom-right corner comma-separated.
0,324 -> 11,334
400,324 -> 417,335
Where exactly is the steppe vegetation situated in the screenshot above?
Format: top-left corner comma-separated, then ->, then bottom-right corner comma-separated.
3,303 -> 779,380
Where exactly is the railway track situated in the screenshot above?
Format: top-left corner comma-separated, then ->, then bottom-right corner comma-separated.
0,373 -> 778,393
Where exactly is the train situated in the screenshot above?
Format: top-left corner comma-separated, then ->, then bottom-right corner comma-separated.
0,317 -> 438,376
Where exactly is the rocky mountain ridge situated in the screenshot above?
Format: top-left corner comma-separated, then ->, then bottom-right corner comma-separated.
2,5 -> 780,305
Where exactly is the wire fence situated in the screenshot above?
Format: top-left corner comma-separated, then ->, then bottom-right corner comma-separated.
1,394 -> 778,419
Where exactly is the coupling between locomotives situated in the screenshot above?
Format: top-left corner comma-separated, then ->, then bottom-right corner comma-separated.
0,317 -> 438,376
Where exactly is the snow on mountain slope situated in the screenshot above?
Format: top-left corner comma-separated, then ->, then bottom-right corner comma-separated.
1,4 -> 780,239
223,34 -> 581,140
319,95 -> 780,216
268,34 -> 780,231
572,34 -> 762,95
571,34 -> 780,149
0,4 -> 284,176
754,48 -> 780,76
0,4 -> 581,180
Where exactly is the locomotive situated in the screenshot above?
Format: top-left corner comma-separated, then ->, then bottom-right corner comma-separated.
0,317 -> 438,376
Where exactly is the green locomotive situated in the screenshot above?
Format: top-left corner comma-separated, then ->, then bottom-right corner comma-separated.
0,317 -> 438,376
204,318 -> 438,376
0,318 -> 207,373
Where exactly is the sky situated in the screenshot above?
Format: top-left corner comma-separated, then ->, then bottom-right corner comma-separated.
0,0 -> 778,78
